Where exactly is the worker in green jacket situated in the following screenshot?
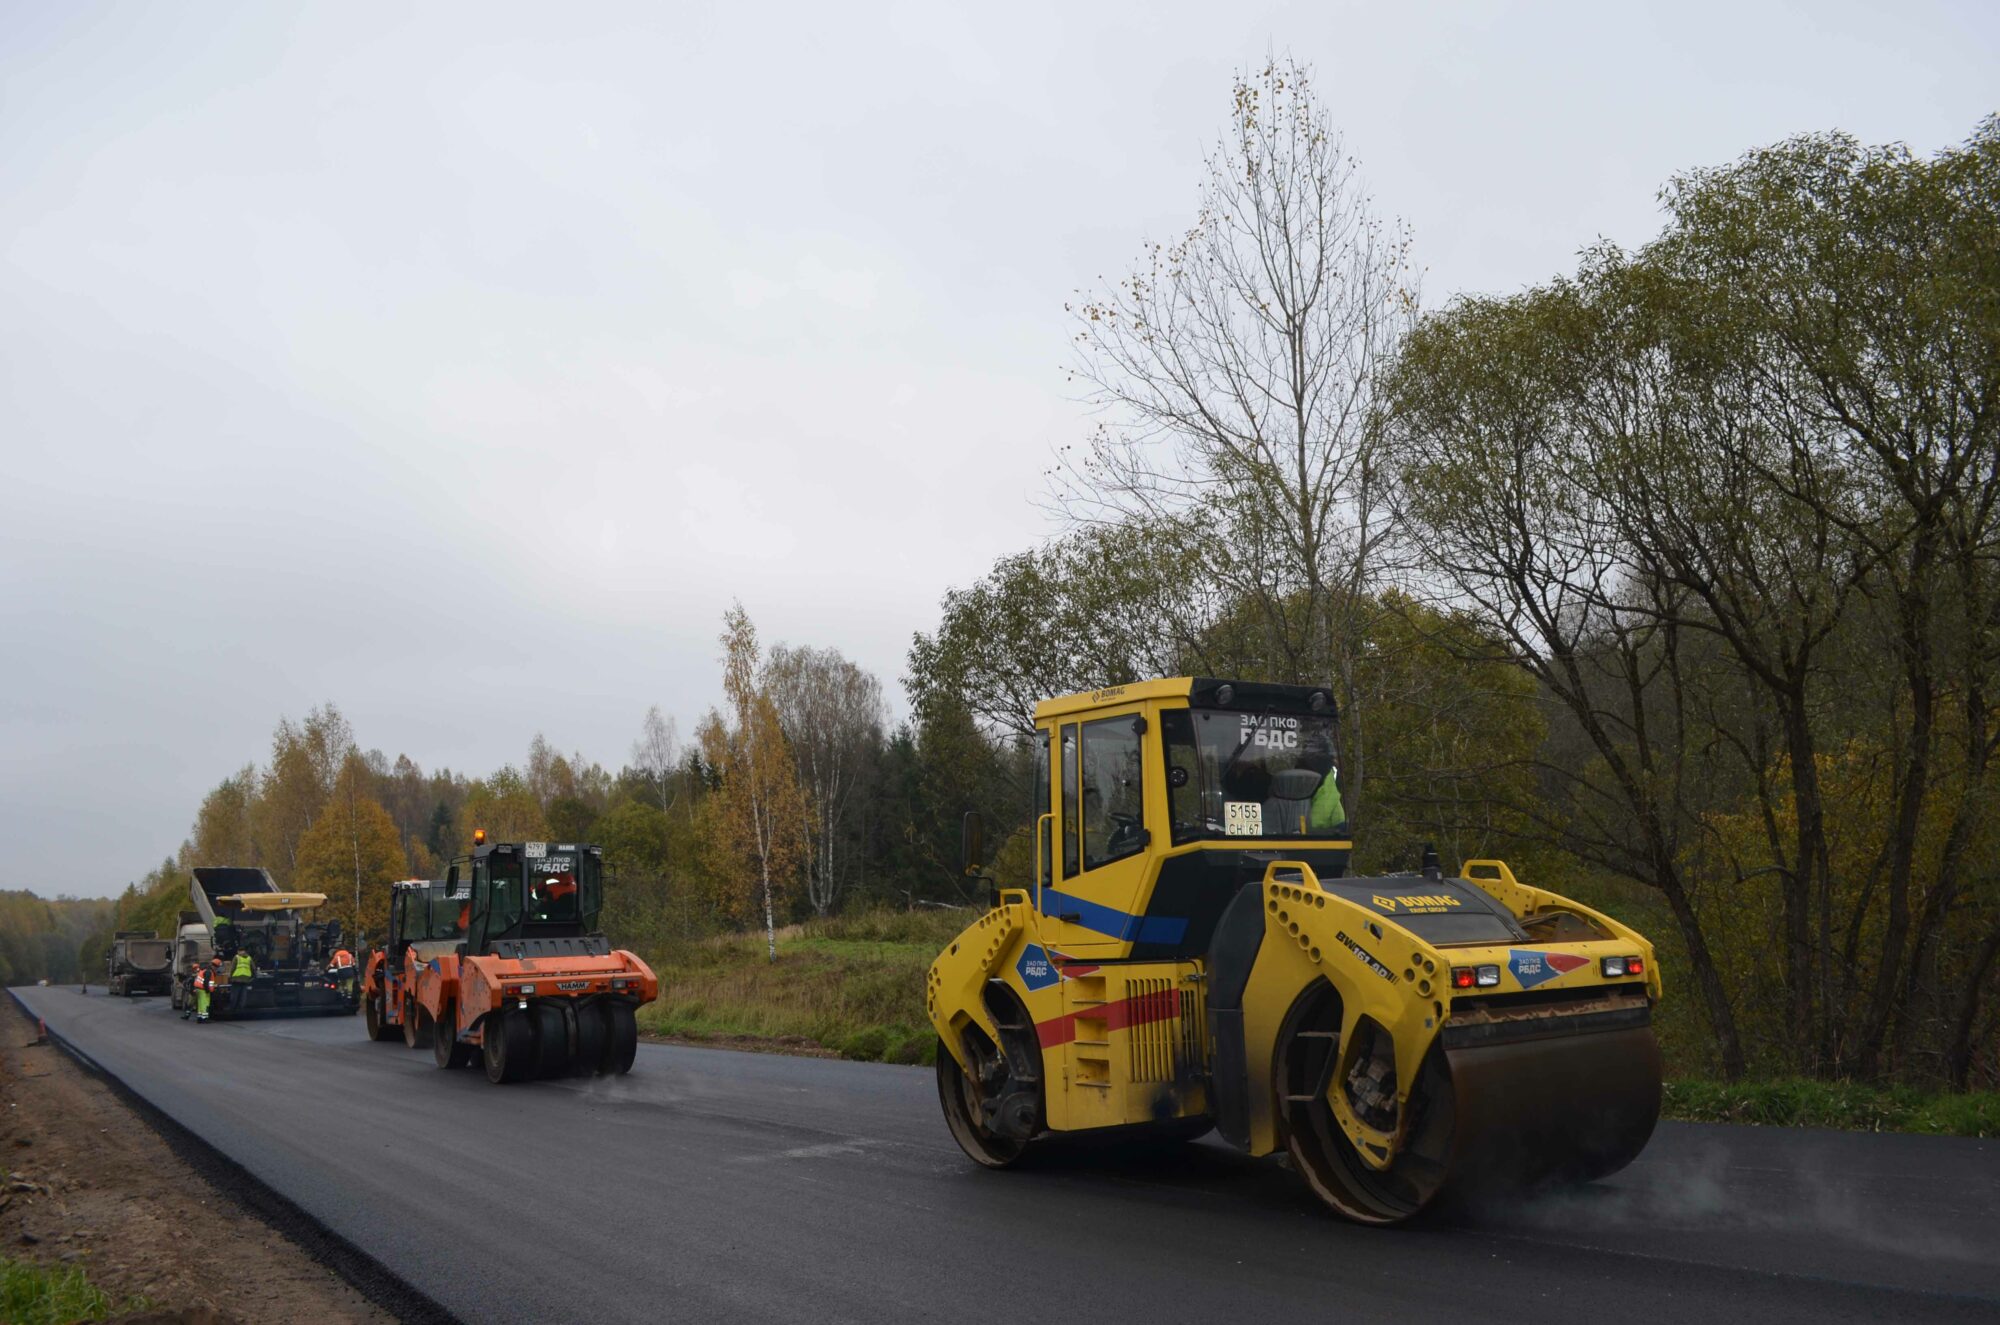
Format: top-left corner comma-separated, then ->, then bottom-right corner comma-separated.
1308,767 -> 1347,834
231,949 -> 254,1012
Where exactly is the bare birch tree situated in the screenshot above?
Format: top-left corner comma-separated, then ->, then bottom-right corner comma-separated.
1053,59 -> 1417,823
630,705 -> 681,810
764,644 -> 887,916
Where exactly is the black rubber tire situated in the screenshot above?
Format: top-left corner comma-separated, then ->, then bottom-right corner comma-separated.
530,1003 -> 570,1079
431,1003 -> 474,1069
403,998 -> 431,1050
570,1003 -> 608,1078
484,1008 -> 533,1084
600,1003 -> 638,1076
364,992 -> 397,1042
936,1038 -> 1028,1168
427,1006 -> 448,1067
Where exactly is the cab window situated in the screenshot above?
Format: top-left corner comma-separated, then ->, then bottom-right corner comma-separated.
451,857 -> 479,939
577,853 -> 604,932
431,888 -> 469,942
486,854 -> 523,935
1080,714 -> 1146,871
1162,710 -> 1200,843
1035,733 -> 1051,888
1060,724 -> 1080,878
526,851 -> 581,923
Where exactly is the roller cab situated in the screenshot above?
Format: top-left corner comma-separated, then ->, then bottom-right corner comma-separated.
927,678 -> 1663,1223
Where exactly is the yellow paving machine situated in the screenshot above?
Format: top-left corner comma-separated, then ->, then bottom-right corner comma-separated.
187,867 -> 358,1018
928,678 -> 1662,1224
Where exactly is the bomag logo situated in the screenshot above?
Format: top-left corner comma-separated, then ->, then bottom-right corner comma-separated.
1372,894 -> 1462,914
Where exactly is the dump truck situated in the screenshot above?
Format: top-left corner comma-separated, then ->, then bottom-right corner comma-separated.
187,866 -> 358,1018
413,837 -> 659,1083
105,931 -> 173,996
361,879 -> 459,1045
169,913 -> 211,1013
927,677 -> 1662,1225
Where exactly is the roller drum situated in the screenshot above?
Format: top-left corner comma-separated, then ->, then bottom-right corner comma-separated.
1280,986 -> 1662,1223
1441,1024 -> 1662,1197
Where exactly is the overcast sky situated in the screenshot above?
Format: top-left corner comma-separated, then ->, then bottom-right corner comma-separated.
5,2 -> 1994,897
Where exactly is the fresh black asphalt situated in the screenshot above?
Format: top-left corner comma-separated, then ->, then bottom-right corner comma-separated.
15,984 -> 1999,1323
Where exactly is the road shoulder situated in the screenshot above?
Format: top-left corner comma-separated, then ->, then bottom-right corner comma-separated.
1,991 -> 391,1324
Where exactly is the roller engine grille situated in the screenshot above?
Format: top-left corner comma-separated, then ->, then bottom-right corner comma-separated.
1126,977 -> 1206,1083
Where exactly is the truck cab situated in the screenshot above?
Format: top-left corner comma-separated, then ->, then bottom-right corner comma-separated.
170,916 -> 211,1013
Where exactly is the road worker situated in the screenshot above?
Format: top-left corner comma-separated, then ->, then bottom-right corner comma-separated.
231,948 -> 254,1012
1308,765 -> 1347,834
328,946 -> 356,997
193,961 -> 211,1023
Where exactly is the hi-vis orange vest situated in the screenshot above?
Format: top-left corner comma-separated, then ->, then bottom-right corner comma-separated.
193,966 -> 208,991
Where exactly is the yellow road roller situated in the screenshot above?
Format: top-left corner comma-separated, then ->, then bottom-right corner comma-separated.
927,677 -> 1662,1224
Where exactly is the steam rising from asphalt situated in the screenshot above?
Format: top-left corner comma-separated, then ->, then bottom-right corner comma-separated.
1483,1140 -> 1991,1266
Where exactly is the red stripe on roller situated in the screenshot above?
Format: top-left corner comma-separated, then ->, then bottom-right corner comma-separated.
1036,987 -> 1183,1048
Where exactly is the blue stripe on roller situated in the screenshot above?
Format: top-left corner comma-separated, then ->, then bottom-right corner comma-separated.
1039,888 -> 1188,946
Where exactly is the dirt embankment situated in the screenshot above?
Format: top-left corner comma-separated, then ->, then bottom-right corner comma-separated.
1,995 -> 390,1324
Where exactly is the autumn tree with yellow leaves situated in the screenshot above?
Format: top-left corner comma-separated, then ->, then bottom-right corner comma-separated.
294,754 -> 406,941
698,604 -> 809,963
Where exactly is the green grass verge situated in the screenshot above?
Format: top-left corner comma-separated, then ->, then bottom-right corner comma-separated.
636,908 -> 966,1065
0,1257 -> 144,1325
1663,1078 -> 1999,1137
